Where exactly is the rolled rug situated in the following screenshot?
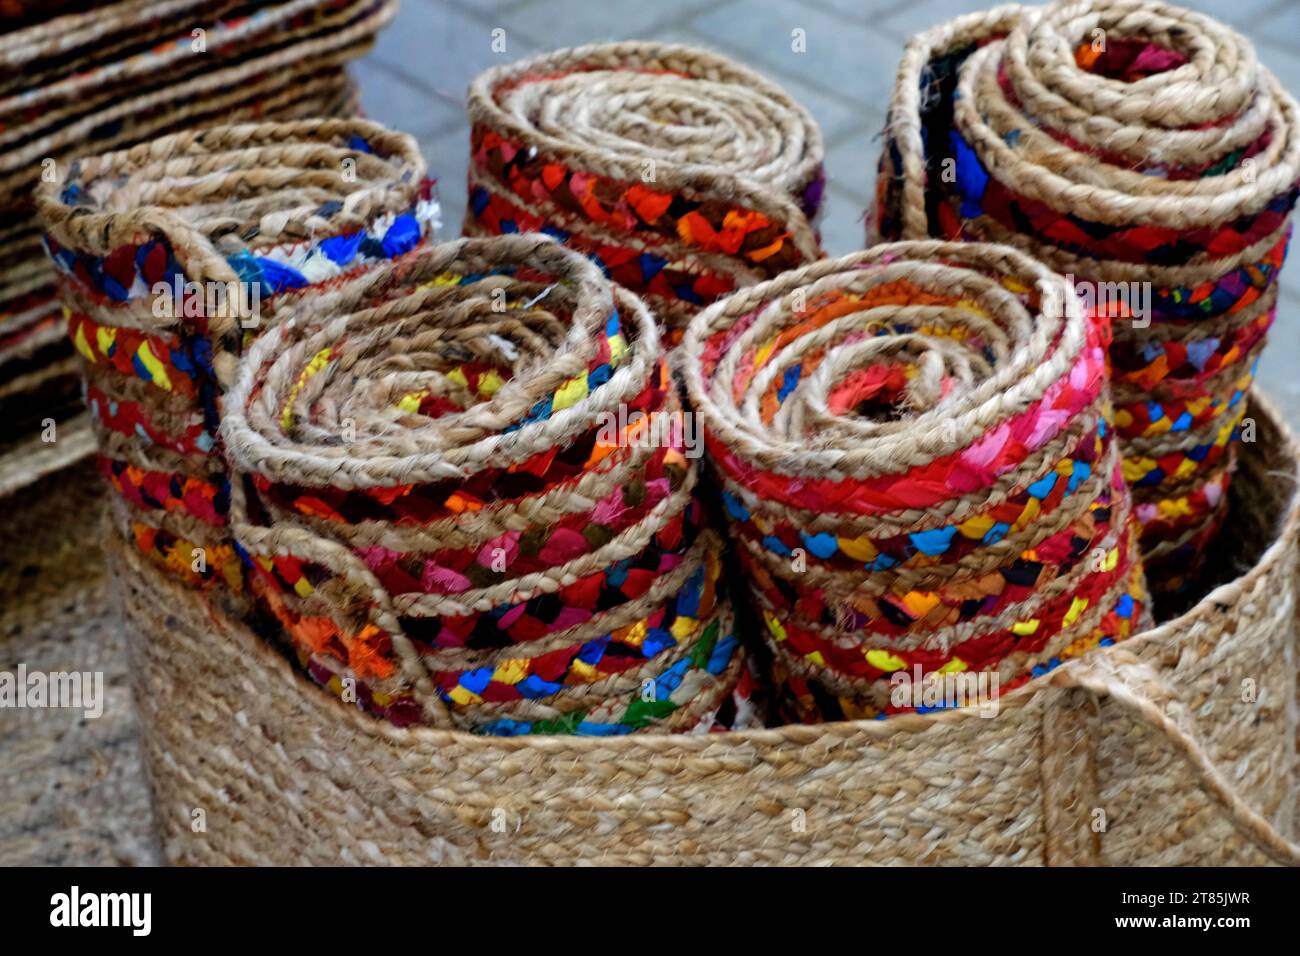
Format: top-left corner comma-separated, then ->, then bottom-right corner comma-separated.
874,0 -> 1300,601
465,42 -> 825,336
681,240 -> 1152,722
34,118 -> 439,591
0,65 -> 361,495
221,234 -> 758,734
0,0 -> 395,310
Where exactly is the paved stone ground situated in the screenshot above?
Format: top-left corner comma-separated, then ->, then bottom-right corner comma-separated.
353,0 -> 1300,427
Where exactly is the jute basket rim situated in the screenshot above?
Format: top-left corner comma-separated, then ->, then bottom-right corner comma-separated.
466,40 -> 823,262
214,390 -> 1298,756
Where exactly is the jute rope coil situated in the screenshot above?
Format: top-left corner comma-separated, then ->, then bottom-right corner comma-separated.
682,240 -> 1151,721
0,0 -> 395,308
119,391 -> 1299,863
34,117 -> 437,582
874,0 -> 1300,600
465,42 -> 825,334
221,234 -> 758,734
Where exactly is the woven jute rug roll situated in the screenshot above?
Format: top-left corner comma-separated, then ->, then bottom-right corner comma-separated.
33,117 -> 438,587
0,59 -> 364,499
681,240 -> 1151,722
464,42 -> 825,335
873,0 -> 1300,602
0,1 -> 391,500
220,234 -> 758,734
118,390 -> 1298,864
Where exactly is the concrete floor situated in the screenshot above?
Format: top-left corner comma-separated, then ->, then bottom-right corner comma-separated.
352,0 -> 1300,428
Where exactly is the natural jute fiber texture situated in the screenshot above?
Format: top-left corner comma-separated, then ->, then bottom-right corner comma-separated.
0,461 -> 158,867
874,0 -> 1300,601
35,118 -> 438,593
118,391 -> 1299,864
681,240 -> 1150,721
221,234 -> 758,735
464,42 -> 825,335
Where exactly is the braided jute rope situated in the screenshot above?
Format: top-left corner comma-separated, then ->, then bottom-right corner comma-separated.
681,239 -> 1152,721
221,234 -> 757,734
874,0 -> 1300,601
33,117 -> 437,589
465,42 -> 825,333
118,391 -> 1299,864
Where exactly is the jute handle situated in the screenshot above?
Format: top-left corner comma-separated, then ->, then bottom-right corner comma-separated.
1053,650 -> 1300,865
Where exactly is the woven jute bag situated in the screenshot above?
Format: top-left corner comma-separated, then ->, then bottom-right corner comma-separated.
873,0 -> 1300,601
119,392 -> 1298,864
464,42 -> 824,334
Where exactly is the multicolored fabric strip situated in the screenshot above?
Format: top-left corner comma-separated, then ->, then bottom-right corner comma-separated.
681,241 -> 1152,722
873,1 -> 1300,599
44,183 -> 440,307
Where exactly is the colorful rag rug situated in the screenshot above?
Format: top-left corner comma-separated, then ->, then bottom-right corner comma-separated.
35,118 -> 439,593
465,42 -> 825,337
220,234 -> 760,734
873,0 -> 1300,600
681,240 -> 1152,722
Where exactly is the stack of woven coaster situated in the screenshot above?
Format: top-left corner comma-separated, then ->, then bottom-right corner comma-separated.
35,118 -> 438,595
682,240 -> 1151,722
875,0 -> 1300,598
465,42 -> 825,338
221,234 -> 758,734
0,0 -> 397,490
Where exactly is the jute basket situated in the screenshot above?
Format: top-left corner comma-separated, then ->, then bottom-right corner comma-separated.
120,393 -> 1299,865
464,42 -> 824,334
873,0 -> 1300,601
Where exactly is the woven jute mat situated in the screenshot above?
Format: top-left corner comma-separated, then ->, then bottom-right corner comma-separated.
0,460 -> 160,866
